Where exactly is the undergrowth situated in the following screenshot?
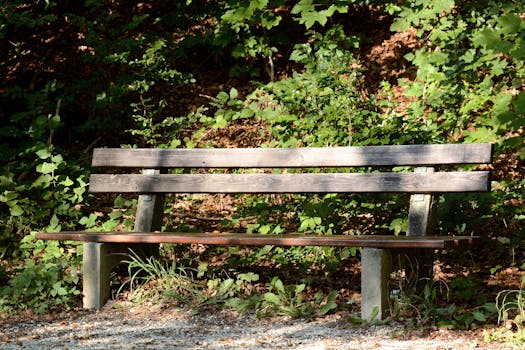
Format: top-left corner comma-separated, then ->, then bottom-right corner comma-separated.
116,250 -> 338,319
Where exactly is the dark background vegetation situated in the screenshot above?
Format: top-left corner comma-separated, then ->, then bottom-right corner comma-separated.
0,0 -> 523,333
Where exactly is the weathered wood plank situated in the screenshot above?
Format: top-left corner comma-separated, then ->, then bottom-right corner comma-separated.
35,232 -> 475,248
92,143 -> 493,168
89,171 -> 491,194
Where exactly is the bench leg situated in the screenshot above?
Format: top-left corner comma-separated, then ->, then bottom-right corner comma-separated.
82,242 -> 128,310
361,248 -> 393,320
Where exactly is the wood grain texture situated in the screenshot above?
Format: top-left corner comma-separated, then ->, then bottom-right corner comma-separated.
35,232 -> 475,248
92,143 -> 493,168
407,167 -> 439,236
89,171 -> 491,193
134,169 -> 165,232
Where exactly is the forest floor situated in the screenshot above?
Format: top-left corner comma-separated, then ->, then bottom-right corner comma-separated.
0,301 -> 518,350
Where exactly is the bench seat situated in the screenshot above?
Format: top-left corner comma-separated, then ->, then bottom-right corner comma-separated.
36,232 -> 476,248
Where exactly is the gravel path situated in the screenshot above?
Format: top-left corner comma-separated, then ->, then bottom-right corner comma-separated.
0,302 -> 515,349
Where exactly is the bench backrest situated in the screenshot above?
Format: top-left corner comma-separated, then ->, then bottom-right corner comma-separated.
89,144 -> 493,194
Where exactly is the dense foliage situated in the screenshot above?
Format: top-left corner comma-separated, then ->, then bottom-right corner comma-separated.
0,0 -> 523,335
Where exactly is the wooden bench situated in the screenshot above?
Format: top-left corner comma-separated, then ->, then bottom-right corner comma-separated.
36,143 -> 493,319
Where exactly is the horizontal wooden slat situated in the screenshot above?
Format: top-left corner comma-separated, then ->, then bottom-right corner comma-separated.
89,171 -> 491,193
92,143 -> 493,168
35,232 -> 476,248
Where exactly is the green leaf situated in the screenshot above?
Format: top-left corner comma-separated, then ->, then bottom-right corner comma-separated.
108,210 -> 123,220
320,300 -> 337,315
427,51 -> 448,65
197,263 -> 208,278
113,195 -> 127,208
291,0 -> 314,15
472,311 -> 486,322
10,205 -> 24,217
49,114 -> 61,130
73,186 -> 86,201
229,87 -> 238,100
463,127 -> 497,143
218,278 -> 235,297
472,29 -> 500,49
492,92 -> 513,115
51,154 -> 63,164
483,302 -> 497,314
217,91 -> 229,102
434,0 -> 454,12
513,91 -> 525,116
261,12 -> 281,29
472,29 -> 513,53
273,278 -> 285,294
299,219 -> 309,232
36,148 -> 52,159
79,213 -> 97,228
0,191 -> 18,202
301,11 -> 328,28
263,292 -> 281,305
101,219 -> 119,231
404,52 -> 415,61
32,174 -> 53,189
510,40 -> 525,60
390,17 -> 410,32
239,108 -> 255,119
291,0 -> 342,29
437,320 -> 457,329
37,162 -> 58,174
47,214 -> 61,232
213,115 -> 229,129
259,225 -> 271,234
497,13 -> 521,34
59,176 -> 74,187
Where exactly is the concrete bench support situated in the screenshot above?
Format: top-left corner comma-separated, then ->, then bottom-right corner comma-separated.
83,242 -> 128,309
361,248 -> 393,320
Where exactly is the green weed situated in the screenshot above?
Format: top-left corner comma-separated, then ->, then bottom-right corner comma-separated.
118,250 -> 204,306
484,273 -> 525,347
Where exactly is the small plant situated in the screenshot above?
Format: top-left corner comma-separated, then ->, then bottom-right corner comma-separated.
390,267 -> 497,329
118,250 -> 204,306
484,273 -> 525,346
206,271 -> 262,312
495,267 -> 525,331
258,277 -> 337,319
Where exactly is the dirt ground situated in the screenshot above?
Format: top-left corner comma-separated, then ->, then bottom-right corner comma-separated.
0,301 -> 518,350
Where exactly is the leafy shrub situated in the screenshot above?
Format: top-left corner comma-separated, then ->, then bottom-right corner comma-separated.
394,1 -> 525,146
0,145 -> 88,248
0,233 -> 81,314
